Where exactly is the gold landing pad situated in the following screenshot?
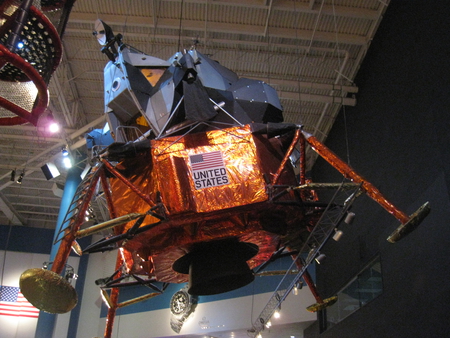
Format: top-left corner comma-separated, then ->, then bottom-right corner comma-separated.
19,268 -> 77,314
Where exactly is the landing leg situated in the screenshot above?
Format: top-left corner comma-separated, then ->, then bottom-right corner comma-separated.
301,130 -> 430,242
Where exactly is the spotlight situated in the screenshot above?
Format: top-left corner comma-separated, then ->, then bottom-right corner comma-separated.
49,122 -> 60,133
17,41 -> 24,49
10,169 -> 16,182
16,169 -> 25,184
344,211 -> 355,224
315,253 -> 326,264
265,320 -> 271,328
293,281 -> 304,295
333,229 -> 344,241
63,156 -> 72,169
61,146 -> 69,156
274,308 -> 280,319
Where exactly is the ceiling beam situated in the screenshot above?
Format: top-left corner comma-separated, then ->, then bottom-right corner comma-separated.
279,92 -> 356,106
12,202 -> 60,208
154,0 -> 381,20
0,133 -> 63,143
0,125 -> 76,134
0,191 -> 25,225
68,13 -> 367,45
4,194 -> 61,201
18,210 -> 59,216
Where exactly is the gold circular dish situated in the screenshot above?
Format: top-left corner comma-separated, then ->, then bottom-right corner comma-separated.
19,268 -> 78,314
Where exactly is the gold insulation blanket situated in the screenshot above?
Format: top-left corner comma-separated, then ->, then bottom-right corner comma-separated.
108,124 -> 299,282
151,125 -> 267,214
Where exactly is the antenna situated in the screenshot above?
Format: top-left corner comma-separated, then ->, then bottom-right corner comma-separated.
92,19 -> 122,62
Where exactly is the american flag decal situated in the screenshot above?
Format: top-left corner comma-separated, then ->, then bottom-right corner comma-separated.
0,286 -> 40,318
189,151 -> 230,189
189,151 -> 224,171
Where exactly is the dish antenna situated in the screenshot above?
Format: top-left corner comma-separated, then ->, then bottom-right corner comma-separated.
93,19 -> 114,46
93,19 -> 122,61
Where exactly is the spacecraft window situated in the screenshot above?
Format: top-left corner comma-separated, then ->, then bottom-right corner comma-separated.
112,77 -> 121,91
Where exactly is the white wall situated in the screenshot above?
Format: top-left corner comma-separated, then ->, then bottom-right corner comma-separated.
76,244 -> 316,338
110,290 -> 316,338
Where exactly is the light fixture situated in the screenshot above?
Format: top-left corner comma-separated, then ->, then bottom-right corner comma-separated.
49,122 -> 60,133
10,169 -> 16,182
256,334 -> 262,338
293,281 -> 303,295
16,169 -> 25,184
37,110 -> 60,136
17,41 -> 24,49
41,162 -> 61,180
61,145 -> 69,156
315,253 -> 326,264
274,308 -> 280,319
345,211 -> 355,224
63,156 -> 72,169
265,320 -> 271,328
333,229 -> 344,241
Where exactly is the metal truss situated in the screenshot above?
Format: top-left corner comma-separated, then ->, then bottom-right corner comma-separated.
248,181 -> 362,337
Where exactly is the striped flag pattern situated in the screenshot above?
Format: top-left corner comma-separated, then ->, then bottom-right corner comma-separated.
0,286 -> 40,318
189,151 -> 224,171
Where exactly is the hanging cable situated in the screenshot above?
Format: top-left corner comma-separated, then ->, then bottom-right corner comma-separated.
330,0 -> 351,164
177,0 -> 185,51
0,222 -> 14,288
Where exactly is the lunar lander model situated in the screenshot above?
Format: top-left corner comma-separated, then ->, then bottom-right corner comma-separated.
19,20 -> 430,338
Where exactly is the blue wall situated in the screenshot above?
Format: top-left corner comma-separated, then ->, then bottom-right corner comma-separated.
0,224 -> 54,253
305,1 -> 450,337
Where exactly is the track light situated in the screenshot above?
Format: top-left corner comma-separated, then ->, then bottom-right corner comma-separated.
16,169 -> 25,184
293,281 -> 304,295
274,308 -> 280,319
62,145 -> 69,156
315,253 -> 326,264
63,156 -> 72,169
345,211 -> 355,224
10,169 -> 16,182
48,122 -> 60,133
333,229 -> 344,241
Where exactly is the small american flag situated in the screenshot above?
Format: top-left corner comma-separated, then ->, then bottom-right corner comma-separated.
189,151 -> 224,171
0,286 -> 40,318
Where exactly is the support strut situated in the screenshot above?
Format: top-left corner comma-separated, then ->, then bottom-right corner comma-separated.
301,130 -> 430,242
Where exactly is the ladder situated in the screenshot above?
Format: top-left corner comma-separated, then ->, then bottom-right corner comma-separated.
53,163 -> 103,245
248,182 -> 362,337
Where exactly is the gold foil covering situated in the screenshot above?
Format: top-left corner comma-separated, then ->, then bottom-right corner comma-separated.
19,268 -> 77,314
107,124 -> 302,282
151,125 -> 267,214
